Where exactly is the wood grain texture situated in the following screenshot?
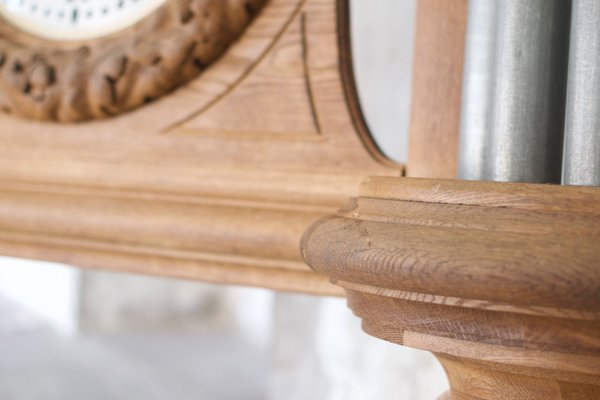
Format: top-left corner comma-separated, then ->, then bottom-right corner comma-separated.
302,177 -> 600,398
0,0 -> 402,295
407,0 -> 467,178
0,0 -> 267,122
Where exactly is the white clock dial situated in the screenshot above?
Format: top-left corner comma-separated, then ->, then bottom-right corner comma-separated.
0,0 -> 168,41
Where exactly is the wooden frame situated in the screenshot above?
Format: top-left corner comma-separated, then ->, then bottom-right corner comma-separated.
2,1 -> 598,398
302,177 -> 600,399
0,0 -> 405,295
0,0 -> 470,294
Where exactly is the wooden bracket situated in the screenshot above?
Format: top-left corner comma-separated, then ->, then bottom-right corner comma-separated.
302,177 -> 600,399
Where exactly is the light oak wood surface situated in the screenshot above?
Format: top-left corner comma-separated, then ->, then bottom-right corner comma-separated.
0,0 -> 403,295
407,0 -> 467,179
302,177 -> 600,399
3,1 -> 598,398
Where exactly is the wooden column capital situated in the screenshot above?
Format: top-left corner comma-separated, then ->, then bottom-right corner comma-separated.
302,177 -> 600,399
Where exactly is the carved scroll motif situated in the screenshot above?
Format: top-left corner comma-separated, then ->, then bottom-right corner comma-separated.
0,0 -> 266,122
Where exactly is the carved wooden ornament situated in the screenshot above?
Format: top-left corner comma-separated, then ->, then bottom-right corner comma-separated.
0,0 -> 266,122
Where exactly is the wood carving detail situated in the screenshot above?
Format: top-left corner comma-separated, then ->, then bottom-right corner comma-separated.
0,0 -> 401,296
0,0 -> 266,122
302,177 -> 600,400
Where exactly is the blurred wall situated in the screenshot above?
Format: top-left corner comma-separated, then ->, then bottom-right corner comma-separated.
0,257 -> 80,335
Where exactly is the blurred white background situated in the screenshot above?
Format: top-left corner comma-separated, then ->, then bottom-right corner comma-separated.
0,1 -> 449,399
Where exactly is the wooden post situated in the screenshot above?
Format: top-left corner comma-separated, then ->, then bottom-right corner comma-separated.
302,177 -> 600,399
407,0 -> 468,179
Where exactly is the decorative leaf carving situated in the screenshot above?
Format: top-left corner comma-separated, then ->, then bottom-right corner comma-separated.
0,0 -> 266,122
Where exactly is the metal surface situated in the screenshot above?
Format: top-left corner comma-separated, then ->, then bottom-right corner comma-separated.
563,0 -> 600,186
458,0 -> 497,180
486,0 -> 571,183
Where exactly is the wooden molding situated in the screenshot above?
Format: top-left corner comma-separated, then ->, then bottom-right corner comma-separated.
0,0 -> 266,122
0,0 -> 402,295
302,177 -> 600,399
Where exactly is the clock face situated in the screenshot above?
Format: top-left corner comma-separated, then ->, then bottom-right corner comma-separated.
0,0 -> 168,41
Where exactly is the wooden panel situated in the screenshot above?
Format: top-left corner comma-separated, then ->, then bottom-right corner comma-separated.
0,0 -> 403,295
407,0 -> 467,178
302,177 -> 600,398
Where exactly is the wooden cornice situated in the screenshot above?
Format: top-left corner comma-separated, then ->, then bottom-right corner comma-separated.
0,0 -> 403,295
0,0 -> 267,122
302,177 -> 600,399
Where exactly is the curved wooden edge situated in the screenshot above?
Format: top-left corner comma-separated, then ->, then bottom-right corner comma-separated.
335,0 -> 399,169
301,177 -> 600,398
303,177 -> 600,313
436,353 -> 600,400
360,176 -> 600,214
